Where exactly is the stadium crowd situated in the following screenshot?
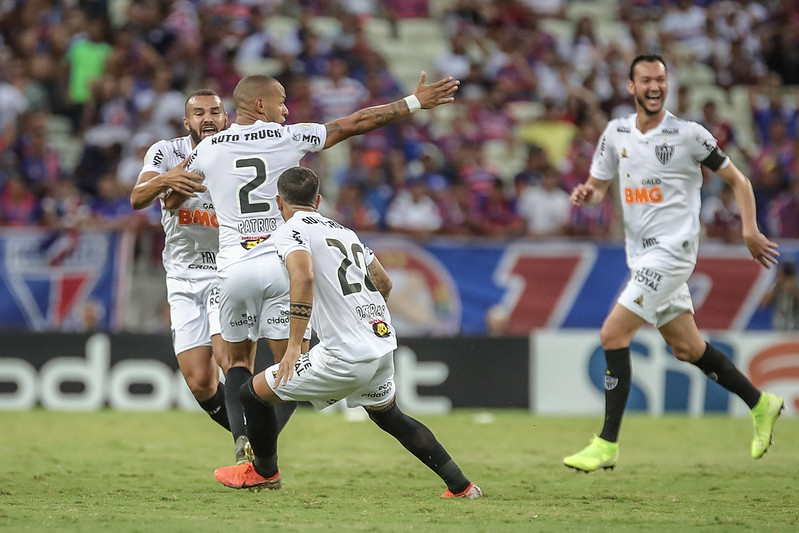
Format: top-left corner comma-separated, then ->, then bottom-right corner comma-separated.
0,0 -> 798,247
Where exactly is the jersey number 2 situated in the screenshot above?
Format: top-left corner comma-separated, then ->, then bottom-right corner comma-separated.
326,238 -> 378,296
236,157 -> 272,214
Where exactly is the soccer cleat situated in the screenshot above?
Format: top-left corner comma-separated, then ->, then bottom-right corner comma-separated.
563,435 -> 619,472
234,435 -> 255,465
441,482 -> 483,499
750,392 -> 784,459
214,462 -> 282,490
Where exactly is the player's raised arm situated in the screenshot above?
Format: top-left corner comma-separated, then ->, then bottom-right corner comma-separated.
323,72 -> 460,149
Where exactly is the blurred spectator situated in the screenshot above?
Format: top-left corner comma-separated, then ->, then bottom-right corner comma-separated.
513,144 -> 549,192
565,195 -> 617,239
385,179 -> 443,236
767,177 -> 799,239
474,178 -> 525,237
760,262 -> 799,331
334,181 -> 379,232
0,176 -> 40,226
40,179 -> 91,229
701,183 -> 741,243
132,66 -> 186,139
65,14 -> 112,131
311,56 -> 368,122
88,174 -> 136,229
517,167 -> 571,237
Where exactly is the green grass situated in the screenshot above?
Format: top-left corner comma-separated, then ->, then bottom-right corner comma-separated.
0,409 -> 796,532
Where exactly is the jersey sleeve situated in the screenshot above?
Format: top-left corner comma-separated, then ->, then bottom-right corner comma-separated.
184,145 -> 205,178
284,123 -> 327,154
588,123 -> 618,182
690,122 -> 729,168
273,221 -> 312,265
139,140 -> 172,175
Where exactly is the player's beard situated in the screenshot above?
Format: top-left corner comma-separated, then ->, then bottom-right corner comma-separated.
635,93 -> 664,117
189,124 -> 219,145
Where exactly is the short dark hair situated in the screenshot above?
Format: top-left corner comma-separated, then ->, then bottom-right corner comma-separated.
184,89 -> 222,113
629,54 -> 667,81
278,167 -> 319,207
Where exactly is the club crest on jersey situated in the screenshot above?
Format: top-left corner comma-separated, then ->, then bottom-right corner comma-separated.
620,148 -> 628,158
655,142 -> 674,165
372,320 -> 391,338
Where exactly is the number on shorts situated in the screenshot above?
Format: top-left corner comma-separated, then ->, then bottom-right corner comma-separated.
236,157 -> 273,215
325,238 -> 378,296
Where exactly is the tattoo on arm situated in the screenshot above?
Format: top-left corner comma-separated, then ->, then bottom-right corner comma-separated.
361,101 -> 403,127
289,301 -> 312,320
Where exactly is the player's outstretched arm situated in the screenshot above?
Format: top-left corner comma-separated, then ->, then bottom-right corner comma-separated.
130,160 -> 206,210
323,71 -> 460,149
716,162 -> 780,268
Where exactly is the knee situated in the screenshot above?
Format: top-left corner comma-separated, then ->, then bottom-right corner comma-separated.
599,326 -> 629,349
183,371 -> 217,399
669,341 -> 702,363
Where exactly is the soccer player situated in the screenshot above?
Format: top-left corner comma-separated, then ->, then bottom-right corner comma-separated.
213,167 -> 481,498
177,72 -> 459,463
563,54 -> 784,472
130,90 -> 236,448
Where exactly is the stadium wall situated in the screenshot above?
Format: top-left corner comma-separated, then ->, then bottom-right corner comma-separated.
3,229 -> 799,336
0,331 -> 796,417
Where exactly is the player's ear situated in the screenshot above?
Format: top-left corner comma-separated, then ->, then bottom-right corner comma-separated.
315,194 -> 322,209
276,195 -> 283,211
626,79 -> 635,96
183,116 -> 190,132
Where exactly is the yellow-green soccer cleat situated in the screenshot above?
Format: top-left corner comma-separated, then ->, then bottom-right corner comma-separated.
234,435 -> 255,465
750,392 -> 784,459
563,435 -> 619,472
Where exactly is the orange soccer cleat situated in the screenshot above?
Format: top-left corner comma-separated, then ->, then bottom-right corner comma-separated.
213,462 -> 282,490
441,482 -> 483,499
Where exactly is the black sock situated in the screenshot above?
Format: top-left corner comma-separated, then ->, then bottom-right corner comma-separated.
274,401 -> 297,434
240,378 -> 279,477
224,366 -> 252,442
599,347 -> 631,443
368,401 -> 470,494
692,342 -> 760,409
197,382 -> 230,432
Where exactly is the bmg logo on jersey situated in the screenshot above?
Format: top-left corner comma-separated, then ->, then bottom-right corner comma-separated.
624,186 -> 662,204
178,208 -> 218,228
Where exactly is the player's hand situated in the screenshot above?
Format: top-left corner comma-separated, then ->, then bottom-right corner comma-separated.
744,231 -> 780,269
274,346 -> 301,387
413,71 -> 460,109
570,183 -> 595,206
159,158 -> 206,197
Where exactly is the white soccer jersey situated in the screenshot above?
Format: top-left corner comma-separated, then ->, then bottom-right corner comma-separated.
273,211 -> 397,362
187,120 -> 327,270
590,111 -> 728,265
140,136 -> 219,279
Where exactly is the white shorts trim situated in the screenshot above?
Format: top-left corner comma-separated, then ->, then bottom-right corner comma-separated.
167,276 -> 221,355
268,345 -> 395,410
617,248 -> 695,328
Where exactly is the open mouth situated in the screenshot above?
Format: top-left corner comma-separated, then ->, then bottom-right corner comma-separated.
201,125 -> 218,137
645,94 -> 662,105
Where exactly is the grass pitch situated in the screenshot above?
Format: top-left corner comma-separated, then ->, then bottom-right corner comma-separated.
0,409 -> 796,532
